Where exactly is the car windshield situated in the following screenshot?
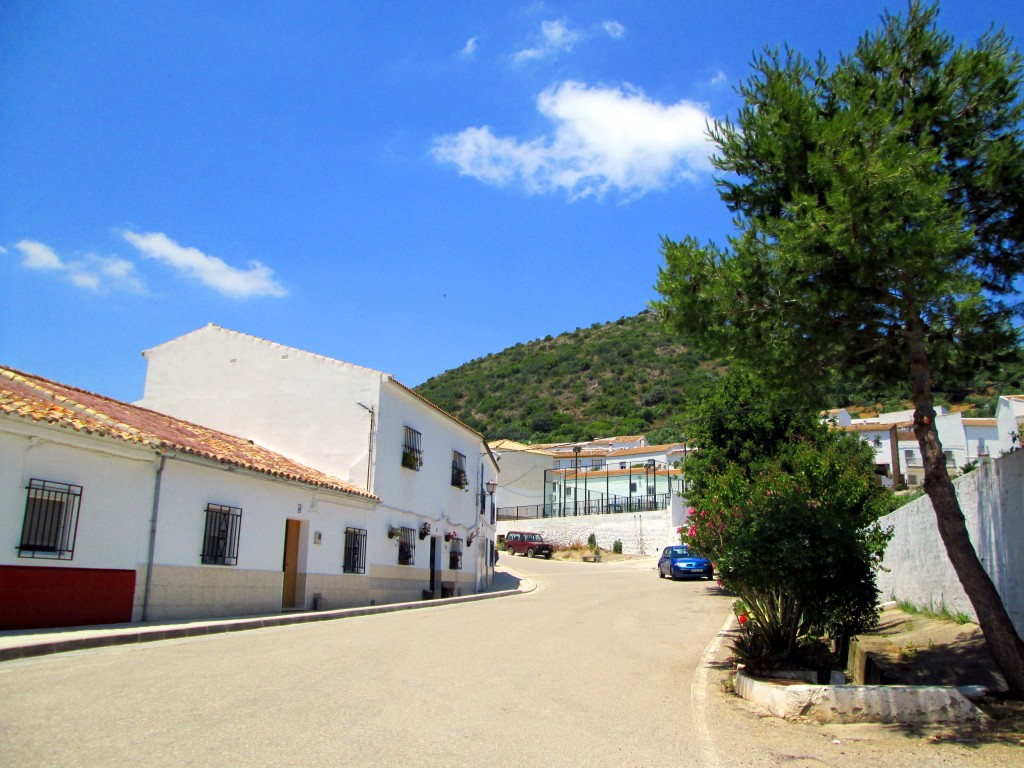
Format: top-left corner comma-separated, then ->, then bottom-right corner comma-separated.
526,534 -> 543,542
667,546 -> 700,558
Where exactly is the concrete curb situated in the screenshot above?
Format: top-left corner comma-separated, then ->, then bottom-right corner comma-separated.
734,667 -> 989,725
0,579 -> 535,663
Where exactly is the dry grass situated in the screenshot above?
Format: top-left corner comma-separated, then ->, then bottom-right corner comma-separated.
551,541 -> 642,563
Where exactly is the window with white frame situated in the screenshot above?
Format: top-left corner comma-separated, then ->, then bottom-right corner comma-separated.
201,503 -> 242,566
18,479 -> 82,560
343,527 -> 367,574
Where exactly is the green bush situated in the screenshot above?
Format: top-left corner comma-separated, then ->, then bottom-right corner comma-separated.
612,539 -> 623,554
587,533 -> 597,550
683,373 -> 893,664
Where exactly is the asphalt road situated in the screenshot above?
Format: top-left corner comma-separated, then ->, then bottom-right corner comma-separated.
1,556 -> 1020,766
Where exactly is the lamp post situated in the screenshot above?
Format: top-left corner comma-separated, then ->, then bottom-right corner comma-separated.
485,478 -> 497,520
573,446 -> 581,517
484,479 -> 498,585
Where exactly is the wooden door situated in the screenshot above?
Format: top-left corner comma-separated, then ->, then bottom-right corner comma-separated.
282,519 -> 301,609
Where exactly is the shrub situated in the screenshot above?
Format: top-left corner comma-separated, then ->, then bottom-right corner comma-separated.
612,539 -> 623,554
587,533 -> 597,549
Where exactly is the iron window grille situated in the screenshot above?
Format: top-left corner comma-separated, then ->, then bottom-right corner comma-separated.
18,479 -> 82,560
451,451 -> 468,488
449,538 -> 463,570
343,527 -> 367,574
402,426 -> 423,470
201,503 -> 242,566
397,526 -> 416,566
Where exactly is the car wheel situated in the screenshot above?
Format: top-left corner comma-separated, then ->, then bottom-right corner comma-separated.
527,548 -> 535,558
506,545 -> 515,555
544,553 -> 552,559
659,569 -> 665,578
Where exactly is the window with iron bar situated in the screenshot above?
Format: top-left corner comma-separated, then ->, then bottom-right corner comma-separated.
201,503 -> 242,566
451,451 -> 467,488
449,537 -> 463,570
343,527 -> 367,574
402,426 -> 423,470
397,526 -> 416,565
18,479 -> 82,560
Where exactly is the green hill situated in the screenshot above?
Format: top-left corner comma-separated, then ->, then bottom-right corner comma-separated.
414,311 -> 724,444
414,310 -> 1023,444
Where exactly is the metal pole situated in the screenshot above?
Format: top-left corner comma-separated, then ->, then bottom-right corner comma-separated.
573,446 -> 581,517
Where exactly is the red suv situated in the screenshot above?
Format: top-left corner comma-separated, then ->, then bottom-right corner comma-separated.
504,531 -> 553,558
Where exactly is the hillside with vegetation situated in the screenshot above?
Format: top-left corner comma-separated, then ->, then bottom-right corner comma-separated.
414,311 -> 1023,444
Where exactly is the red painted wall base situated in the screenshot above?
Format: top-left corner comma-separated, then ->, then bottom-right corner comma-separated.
0,565 -> 136,630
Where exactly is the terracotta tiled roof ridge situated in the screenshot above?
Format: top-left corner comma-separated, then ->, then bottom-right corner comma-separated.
0,365 -> 378,500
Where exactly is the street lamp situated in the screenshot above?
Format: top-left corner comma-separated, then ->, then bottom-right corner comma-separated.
485,479 -> 497,522
573,446 -> 582,516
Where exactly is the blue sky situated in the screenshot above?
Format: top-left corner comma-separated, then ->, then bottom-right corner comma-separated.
3,1 -> 1023,403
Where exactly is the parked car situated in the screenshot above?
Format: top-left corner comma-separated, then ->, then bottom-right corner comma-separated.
504,530 -> 553,558
658,545 -> 714,580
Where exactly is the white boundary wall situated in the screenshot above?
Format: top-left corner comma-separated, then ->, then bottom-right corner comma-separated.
497,493 -> 687,556
876,448 -> 1024,635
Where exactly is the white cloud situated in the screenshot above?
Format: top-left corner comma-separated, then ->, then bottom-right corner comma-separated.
602,20 -> 625,38
15,239 -> 64,270
123,231 -> 287,299
709,70 -> 728,87
432,81 -> 716,200
12,239 -> 147,293
513,19 -> 582,63
461,36 -> 477,58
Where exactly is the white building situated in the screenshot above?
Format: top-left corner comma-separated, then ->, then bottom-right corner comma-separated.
841,402 -> 1019,487
1,365 -> 380,630
487,439 -> 553,518
137,324 -> 499,599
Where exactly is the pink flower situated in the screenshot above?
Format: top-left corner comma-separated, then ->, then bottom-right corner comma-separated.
716,579 -> 723,588
676,526 -> 683,534
687,526 -> 697,538
686,507 -> 695,516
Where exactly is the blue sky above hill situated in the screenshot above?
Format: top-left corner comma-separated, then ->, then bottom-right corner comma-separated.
2,2 -> 1022,402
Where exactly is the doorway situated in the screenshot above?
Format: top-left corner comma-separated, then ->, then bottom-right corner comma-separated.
429,536 -> 438,597
282,519 -> 301,609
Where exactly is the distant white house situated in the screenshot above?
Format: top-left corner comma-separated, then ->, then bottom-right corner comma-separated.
137,324 -> 500,599
840,401 -> 1023,487
487,439 -> 553,517
995,395 -> 1024,454
0,365 -> 380,630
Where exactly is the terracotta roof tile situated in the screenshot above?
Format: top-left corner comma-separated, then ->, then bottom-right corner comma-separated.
0,366 -> 378,500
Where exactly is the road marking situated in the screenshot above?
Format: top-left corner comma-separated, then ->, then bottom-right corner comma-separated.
691,611 -> 736,768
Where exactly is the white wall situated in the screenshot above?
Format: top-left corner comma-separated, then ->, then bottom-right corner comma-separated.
498,509 -> 674,556
491,449 -> 549,511
139,325 -> 381,487
1,425 -> 154,571
876,449 -> 1024,636
995,396 -> 1024,455
375,382 -> 491,540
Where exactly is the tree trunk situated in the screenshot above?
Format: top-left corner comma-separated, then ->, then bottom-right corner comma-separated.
908,331 -> 1024,696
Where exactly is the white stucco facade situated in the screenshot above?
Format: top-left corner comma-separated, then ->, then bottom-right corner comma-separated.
137,324 -> 499,601
1,412 -> 378,627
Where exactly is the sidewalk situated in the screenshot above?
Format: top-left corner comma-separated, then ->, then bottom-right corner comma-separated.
0,567 -> 532,663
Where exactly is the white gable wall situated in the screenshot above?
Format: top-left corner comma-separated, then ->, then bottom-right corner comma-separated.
139,325 -> 380,488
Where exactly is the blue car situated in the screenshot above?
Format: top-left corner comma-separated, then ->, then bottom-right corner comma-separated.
658,545 -> 714,580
